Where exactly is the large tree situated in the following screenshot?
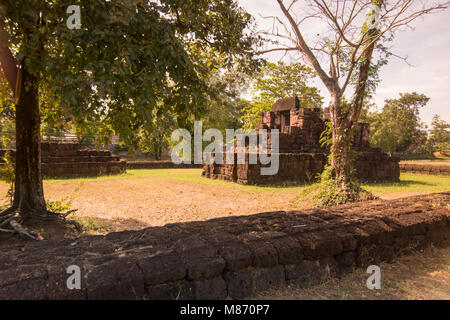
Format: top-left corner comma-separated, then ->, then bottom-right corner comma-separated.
429,114 -> 450,154
261,0 -> 449,203
138,109 -> 176,160
0,0 -> 260,237
369,92 -> 429,156
240,61 -> 323,130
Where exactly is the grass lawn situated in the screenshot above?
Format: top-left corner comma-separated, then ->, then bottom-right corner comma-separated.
398,152 -> 450,161
0,169 -> 448,234
400,160 -> 450,166
362,173 -> 450,199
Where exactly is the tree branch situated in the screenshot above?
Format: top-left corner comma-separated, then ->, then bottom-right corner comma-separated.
276,0 -> 337,93
257,47 -> 299,55
0,27 -> 18,94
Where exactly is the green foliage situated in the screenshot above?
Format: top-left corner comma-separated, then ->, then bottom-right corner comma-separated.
138,109 -> 176,160
200,62 -> 252,132
45,198 -> 71,213
319,121 -> 333,149
363,173 -> 450,194
0,118 -> 15,205
428,115 -> 450,154
0,149 -> 14,205
313,165 -> 376,207
137,56 -> 253,158
46,182 -> 83,213
240,61 -> 323,130
1,0 -> 262,143
368,92 -> 429,155
0,71 -> 14,118
71,216 -> 108,234
315,116 -> 374,207
75,119 -> 114,148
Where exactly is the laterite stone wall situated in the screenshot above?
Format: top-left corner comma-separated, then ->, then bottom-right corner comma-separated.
203,151 -> 399,184
127,161 -> 202,170
0,142 -> 126,178
399,163 -> 450,175
0,193 -> 448,299
203,98 -> 400,185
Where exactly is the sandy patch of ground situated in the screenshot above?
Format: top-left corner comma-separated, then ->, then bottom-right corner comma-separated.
0,169 -> 448,234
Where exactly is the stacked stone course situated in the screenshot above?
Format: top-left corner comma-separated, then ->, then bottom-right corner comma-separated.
1,142 -> 126,178
203,96 -> 400,184
127,160 -> 202,170
399,163 -> 450,175
0,193 -> 448,299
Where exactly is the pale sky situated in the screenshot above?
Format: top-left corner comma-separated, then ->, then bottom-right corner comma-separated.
238,0 -> 450,126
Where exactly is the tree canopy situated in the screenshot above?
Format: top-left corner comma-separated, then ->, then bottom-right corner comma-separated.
429,114 -> 450,154
240,61 -> 323,130
257,0 -> 449,205
0,0 -> 263,234
0,0 -> 261,141
367,92 -> 429,156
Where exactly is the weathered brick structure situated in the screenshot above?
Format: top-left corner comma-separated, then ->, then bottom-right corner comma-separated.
203,97 -> 400,184
1,142 -> 126,178
127,160 -> 202,170
0,193 -> 448,299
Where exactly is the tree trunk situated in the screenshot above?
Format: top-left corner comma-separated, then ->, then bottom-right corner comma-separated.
12,64 -> 46,215
328,95 -> 354,184
330,131 -> 352,182
329,26 -> 378,186
330,131 -> 353,183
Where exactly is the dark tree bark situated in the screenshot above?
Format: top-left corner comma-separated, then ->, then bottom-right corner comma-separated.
274,0 -> 386,191
0,29 -> 17,93
158,146 -> 162,161
1,25 -> 46,217
329,103 -> 353,183
12,63 -> 46,215
329,27 -> 378,184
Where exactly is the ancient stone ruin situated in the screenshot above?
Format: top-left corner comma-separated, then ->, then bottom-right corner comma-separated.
203,96 -> 400,184
1,192 -> 448,299
1,142 -> 126,178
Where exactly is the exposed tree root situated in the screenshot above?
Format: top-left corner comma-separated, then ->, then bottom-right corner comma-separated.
9,220 -> 40,240
0,212 -> 16,227
0,207 -> 15,218
0,208 -> 80,240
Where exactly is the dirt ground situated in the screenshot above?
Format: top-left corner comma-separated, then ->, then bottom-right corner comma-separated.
256,246 -> 450,300
0,169 -> 448,235
0,170 -> 448,300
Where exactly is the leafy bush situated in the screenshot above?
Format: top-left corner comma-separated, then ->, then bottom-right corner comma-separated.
0,150 -> 15,205
46,182 -> 83,213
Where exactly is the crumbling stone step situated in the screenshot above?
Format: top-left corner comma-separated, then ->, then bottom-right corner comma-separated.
42,156 -> 120,163
1,142 -> 126,178
203,152 -> 400,184
41,161 -> 126,178
0,192 -> 448,299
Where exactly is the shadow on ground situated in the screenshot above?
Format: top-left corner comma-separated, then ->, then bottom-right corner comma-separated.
255,246 -> 450,300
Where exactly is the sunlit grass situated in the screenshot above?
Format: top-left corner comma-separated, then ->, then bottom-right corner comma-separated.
400,160 -> 450,166
156,170 -> 450,195
363,173 -> 450,194
398,152 -> 450,161
42,169 -> 311,193
3,169 -> 448,196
